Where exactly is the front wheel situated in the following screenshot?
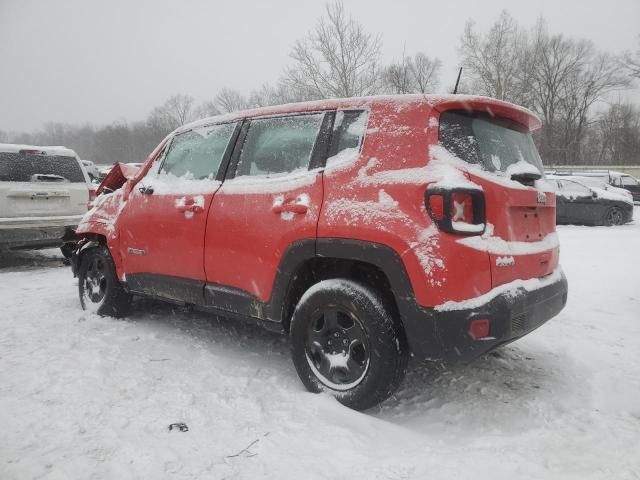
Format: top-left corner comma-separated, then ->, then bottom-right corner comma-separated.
78,245 -> 131,317
290,279 -> 408,410
603,206 -> 624,226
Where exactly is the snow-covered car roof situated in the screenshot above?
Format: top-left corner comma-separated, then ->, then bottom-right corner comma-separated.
177,94 -> 542,135
0,143 -> 79,158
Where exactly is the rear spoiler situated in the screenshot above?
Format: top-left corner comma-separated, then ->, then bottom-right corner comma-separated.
96,162 -> 141,195
433,97 -> 542,132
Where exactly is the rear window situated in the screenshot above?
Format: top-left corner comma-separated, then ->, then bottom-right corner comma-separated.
439,111 -> 544,174
0,152 -> 86,183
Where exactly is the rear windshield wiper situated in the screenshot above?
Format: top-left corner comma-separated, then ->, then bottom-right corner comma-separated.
510,171 -> 542,183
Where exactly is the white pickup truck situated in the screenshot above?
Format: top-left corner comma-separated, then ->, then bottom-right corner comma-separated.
0,144 -> 92,254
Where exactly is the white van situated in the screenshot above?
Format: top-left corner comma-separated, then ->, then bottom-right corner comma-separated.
0,144 -> 91,253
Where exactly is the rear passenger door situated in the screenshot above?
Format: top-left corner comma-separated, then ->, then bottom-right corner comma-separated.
118,122 -> 238,302
204,113 -> 332,312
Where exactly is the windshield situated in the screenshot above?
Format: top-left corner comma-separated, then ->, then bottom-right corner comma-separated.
439,110 -> 544,175
0,152 -> 86,183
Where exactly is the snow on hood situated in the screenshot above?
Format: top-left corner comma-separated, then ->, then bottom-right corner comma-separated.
592,187 -> 634,205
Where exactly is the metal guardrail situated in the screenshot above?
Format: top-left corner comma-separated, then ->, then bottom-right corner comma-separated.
546,165 -> 640,178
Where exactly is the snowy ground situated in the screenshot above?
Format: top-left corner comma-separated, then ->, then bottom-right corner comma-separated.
1,209 -> 639,480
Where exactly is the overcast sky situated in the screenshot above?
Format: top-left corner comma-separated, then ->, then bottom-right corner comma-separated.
1,0 -> 638,132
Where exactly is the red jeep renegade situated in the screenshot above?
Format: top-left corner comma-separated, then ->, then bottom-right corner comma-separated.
70,95 -> 568,410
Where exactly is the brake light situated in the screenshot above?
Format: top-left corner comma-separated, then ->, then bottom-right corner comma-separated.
428,194 -> 445,220
469,318 -> 491,339
425,188 -> 486,235
87,187 -> 97,210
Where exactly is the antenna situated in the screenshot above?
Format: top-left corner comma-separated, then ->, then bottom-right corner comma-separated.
453,67 -> 463,94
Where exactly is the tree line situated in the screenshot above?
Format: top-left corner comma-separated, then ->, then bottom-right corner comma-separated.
2,3 -> 639,167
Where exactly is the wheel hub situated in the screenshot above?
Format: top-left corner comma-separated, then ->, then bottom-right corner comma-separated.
305,307 -> 370,390
325,329 -> 350,354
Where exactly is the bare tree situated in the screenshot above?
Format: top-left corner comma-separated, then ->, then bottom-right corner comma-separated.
528,28 -> 628,162
459,13 -> 630,164
411,53 -> 441,94
147,94 -> 196,131
382,52 -> 441,94
214,88 -> 250,113
383,57 -> 413,94
193,101 -> 220,119
284,1 -> 382,99
622,35 -> 640,79
459,11 -> 527,103
593,101 -> 640,164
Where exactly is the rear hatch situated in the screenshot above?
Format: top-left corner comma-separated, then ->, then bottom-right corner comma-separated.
0,150 -> 89,218
439,110 -> 558,288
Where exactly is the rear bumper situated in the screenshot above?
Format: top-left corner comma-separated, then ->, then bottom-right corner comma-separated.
0,224 -> 78,250
400,269 -> 568,362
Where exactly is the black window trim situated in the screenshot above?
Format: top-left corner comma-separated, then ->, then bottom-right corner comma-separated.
325,109 -> 369,162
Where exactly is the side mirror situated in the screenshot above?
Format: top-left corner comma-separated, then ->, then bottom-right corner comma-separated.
592,191 -> 597,198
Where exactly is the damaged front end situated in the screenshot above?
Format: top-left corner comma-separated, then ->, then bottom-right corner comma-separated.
66,162 -> 142,276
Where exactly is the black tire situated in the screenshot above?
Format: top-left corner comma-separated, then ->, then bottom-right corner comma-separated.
78,245 -> 131,317
603,206 -> 624,226
290,279 -> 408,411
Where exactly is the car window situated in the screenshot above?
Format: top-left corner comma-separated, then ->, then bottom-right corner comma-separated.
160,122 -> 236,180
621,176 -> 639,187
559,180 -> 591,196
0,152 -> 85,183
439,110 -> 544,175
235,114 -> 324,177
329,110 -> 368,157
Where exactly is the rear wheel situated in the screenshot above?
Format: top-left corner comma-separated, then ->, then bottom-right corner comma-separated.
78,245 -> 131,317
290,279 -> 408,410
603,206 -> 624,226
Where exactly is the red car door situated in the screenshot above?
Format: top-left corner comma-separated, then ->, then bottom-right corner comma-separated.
117,122 -> 238,302
204,112 -> 331,315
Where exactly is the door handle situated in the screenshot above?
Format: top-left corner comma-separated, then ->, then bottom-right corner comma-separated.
272,202 -> 308,214
176,203 -> 204,213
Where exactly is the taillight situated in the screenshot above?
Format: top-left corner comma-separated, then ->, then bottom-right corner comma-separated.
427,194 -> 445,220
425,187 -> 486,235
87,187 -> 97,210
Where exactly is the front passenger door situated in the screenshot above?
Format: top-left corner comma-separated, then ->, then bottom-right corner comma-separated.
118,122 -> 238,302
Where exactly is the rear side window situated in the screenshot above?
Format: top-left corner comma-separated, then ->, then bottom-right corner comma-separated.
235,113 -> 324,177
0,152 -> 85,182
621,176 -> 639,187
328,110 -> 368,157
439,111 -> 544,175
161,122 -> 236,179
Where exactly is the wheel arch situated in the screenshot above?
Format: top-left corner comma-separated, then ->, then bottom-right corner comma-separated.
70,233 -> 109,277
269,239 -> 416,333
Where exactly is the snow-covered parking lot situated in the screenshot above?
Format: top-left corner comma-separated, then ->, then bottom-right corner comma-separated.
1,209 -> 640,480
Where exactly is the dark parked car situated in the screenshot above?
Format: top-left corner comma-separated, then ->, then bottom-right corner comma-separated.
549,177 -> 634,226
548,170 -> 640,203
